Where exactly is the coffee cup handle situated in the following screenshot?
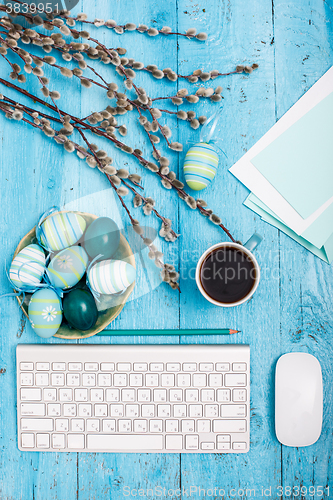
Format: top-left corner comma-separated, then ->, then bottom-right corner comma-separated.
243,233 -> 263,253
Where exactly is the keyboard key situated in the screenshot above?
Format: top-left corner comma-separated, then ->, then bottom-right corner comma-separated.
94,404 -> 108,417
201,442 -> 214,450
233,442 -> 247,450
185,435 -> 199,450
201,389 -> 215,402
125,405 -> 139,417
215,363 -> 230,372
118,420 -> 131,432
114,374 -> 127,387
91,389 -> 103,402
185,389 -> 199,402
55,419 -> 69,432
103,419 -> 116,432
63,404 -> 76,417
134,363 -> 148,371
217,442 -> 231,450
52,434 -> 65,449
232,389 -> 247,402
78,404 -> 92,417
117,363 -> 131,371
21,433 -> 34,448
165,419 -> 179,433
169,389 -> 183,402
208,373 -> 222,387
20,362 -> 33,371
183,363 -> 196,372
68,363 -> 82,371
36,363 -> 50,371
110,404 -> 124,417
133,419 -> 148,432
217,434 -> 231,442
157,404 -> 171,417
98,373 -> 112,387
150,420 -> 163,432
36,433 -> 49,448
149,363 -> 164,372
74,389 -> 88,402
217,389 -> 231,402
166,363 -> 180,372
67,373 -> 80,386
233,363 -> 247,372
47,403 -> 61,416
177,374 -> 191,387
189,405 -> 203,417
21,388 -> 41,401
20,373 -> 33,386
44,388 -> 57,401
87,434 -> 163,451
21,418 -> 53,431
21,403 -> 45,416
173,404 -> 187,418
192,374 -> 206,387
59,388 -> 73,402
129,373 -> 143,387
204,405 -> 219,418
122,389 -> 135,402
52,363 -> 66,371
82,373 -> 96,387
105,389 -> 119,402
225,373 -> 247,387
137,389 -> 150,402
153,389 -> 167,402
146,374 -> 159,387
182,420 -> 195,432
85,363 -> 98,371
35,373 -> 49,386
51,373 -> 65,386
141,404 -> 155,417
197,420 -> 210,433
213,419 -> 247,433
166,435 -> 182,450
68,434 -> 85,449
86,419 -> 100,432
71,419 -> 85,432
101,363 -> 115,371
161,374 -> 174,387
221,405 -> 246,418
199,363 -> 213,372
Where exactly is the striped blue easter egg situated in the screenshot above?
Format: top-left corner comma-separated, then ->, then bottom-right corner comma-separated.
39,212 -> 86,252
28,288 -> 62,338
9,244 -> 46,289
88,259 -> 136,295
183,142 -> 219,191
47,246 -> 88,290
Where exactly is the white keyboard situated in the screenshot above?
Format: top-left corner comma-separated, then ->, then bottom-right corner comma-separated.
17,344 -> 250,453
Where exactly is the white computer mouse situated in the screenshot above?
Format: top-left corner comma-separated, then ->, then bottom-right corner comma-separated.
275,352 -> 323,447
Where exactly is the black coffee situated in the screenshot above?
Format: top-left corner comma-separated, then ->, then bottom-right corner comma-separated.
200,246 -> 257,304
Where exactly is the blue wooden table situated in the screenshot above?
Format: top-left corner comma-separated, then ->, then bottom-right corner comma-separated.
0,0 -> 333,498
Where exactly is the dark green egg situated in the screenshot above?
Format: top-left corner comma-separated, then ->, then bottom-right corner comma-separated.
63,289 -> 98,331
83,217 -> 120,259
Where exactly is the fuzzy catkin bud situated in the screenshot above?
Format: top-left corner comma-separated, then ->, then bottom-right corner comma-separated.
60,67 -> 73,78
186,95 -> 199,104
196,32 -> 208,41
169,142 -> 183,152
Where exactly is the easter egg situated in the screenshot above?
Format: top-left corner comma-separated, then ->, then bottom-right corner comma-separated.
83,217 -> 120,260
10,244 -> 46,289
183,142 -> 219,191
63,289 -> 98,331
47,246 -> 88,290
28,288 -> 62,338
39,212 -> 86,252
88,259 -> 136,295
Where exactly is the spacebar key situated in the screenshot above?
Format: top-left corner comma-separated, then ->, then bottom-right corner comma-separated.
87,434 -> 163,451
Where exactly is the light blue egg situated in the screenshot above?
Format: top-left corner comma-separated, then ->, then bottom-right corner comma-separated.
47,246 -> 88,290
10,244 -> 46,289
88,259 -> 136,295
39,212 -> 86,252
183,142 -> 219,191
28,288 -> 62,338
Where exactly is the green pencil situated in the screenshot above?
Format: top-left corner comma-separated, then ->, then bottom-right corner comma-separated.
97,329 -> 240,336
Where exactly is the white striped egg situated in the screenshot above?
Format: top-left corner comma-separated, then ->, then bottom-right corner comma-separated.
39,212 -> 86,252
9,244 -> 46,289
88,259 -> 136,295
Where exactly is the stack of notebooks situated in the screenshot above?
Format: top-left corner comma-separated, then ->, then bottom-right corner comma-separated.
230,66 -> 333,264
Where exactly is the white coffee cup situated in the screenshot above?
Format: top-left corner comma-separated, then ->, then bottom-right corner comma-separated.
195,233 -> 262,307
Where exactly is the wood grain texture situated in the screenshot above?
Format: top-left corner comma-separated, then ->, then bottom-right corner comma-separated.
0,0 -> 332,498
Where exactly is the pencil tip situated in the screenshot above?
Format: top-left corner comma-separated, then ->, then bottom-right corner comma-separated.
230,329 -> 241,334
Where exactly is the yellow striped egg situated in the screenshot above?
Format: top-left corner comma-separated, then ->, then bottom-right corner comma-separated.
28,288 -> 62,338
88,259 -> 136,295
183,142 -> 219,191
9,244 -> 46,289
47,246 -> 89,290
39,212 -> 86,252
